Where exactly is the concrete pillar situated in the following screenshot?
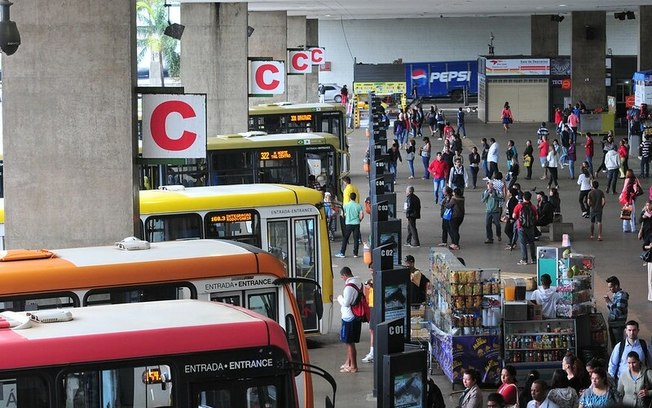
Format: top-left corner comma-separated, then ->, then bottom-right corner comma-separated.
571,11 -> 606,109
181,3 -> 248,135
531,15 -> 559,56
639,6 -> 652,71
306,19 -> 319,103
4,0 -> 137,249
248,11 -> 288,105
287,16 -> 308,102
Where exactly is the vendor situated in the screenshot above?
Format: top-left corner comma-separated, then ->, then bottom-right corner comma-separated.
532,274 -> 560,319
405,255 -> 430,305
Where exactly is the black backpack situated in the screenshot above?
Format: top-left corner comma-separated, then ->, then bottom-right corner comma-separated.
519,203 -> 534,228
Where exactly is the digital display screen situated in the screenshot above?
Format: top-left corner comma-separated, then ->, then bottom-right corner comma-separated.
394,372 -> 423,408
142,368 -> 163,384
210,211 -> 254,223
290,114 -> 312,122
259,150 -> 293,160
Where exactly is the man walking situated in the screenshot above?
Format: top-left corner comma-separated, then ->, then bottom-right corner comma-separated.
487,138 -> 500,180
608,320 -> 651,383
640,135 -> 651,178
335,192 -> 364,258
513,191 -> 538,265
604,146 -> 620,194
481,180 -> 503,244
336,266 -> 362,373
456,107 -> 467,138
404,185 -> 421,248
604,275 -> 629,347
587,180 -> 606,241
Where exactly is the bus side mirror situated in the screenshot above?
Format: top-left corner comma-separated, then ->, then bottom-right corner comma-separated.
314,287 -> 323,320
326,396 -> 334,408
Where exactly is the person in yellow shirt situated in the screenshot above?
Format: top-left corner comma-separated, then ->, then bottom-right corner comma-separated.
342,176 -> 360,204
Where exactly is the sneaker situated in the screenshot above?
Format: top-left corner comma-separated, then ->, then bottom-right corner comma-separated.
484,239 -> 493,244
438,243 -> 448,247
497,236 -> 502,242
482,177 -> 490,181
410,245 -> 420,248
528,261 -> 536,265
517,260 -> 528,265
335,253 -> 345,258
362,353 -> 374,363
353,255 -> 359,258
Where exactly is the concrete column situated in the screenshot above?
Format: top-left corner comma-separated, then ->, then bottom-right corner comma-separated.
4,0 -> 137,249
571,11 -> 606,109
531,15 -> 559,56
181,3 -> 248,134
306,19 -> 319,103
639,6 -> 652,71
248,11 -> 288,105
287,16 -> 308,102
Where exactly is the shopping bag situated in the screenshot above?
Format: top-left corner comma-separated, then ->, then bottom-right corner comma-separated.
620,205 -> 632,220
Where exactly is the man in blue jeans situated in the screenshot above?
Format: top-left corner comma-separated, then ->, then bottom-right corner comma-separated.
335,192 -> 364,258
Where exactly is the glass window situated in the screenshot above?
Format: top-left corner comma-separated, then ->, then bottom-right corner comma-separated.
247,291 -> 277,321
0,293 -> 78,313
0,376 -> 49,407
204,210 -> 260,247
193,378 -> 285,408
209,151 -> 256,186
144,214 -> 202,242
257,152 -> 299,185
267,221 -> 289,274
84,284 -> 194,306
211,293 -> 242,306
62,366 -> 173,407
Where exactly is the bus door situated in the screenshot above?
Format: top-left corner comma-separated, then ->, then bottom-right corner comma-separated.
266,217 -> 320,333
319,111 -> 349,174
305,145 -> 336,194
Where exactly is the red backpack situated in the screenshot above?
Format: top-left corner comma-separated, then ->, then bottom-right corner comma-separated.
345,283 -> 370,322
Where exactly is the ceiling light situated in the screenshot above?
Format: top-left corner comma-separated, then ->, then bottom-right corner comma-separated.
162,1 -> 184,40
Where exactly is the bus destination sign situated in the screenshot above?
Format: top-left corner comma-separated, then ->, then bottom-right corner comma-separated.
290,113 -> 312,122
259,150 -> 293,160
210,211 -> 254,223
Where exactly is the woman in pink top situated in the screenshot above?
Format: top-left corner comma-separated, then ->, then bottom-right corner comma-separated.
538,136 -> 549,180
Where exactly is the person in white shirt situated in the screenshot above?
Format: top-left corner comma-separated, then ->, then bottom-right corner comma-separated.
487,138 -> 500,180
527,380 -> 559,408
604,147 -> 621,195
577,162 -> 592,218
532,274 -> 560,319
336,266 -> 362,373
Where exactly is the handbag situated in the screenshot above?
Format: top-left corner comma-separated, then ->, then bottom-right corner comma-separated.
641,249 -> 652,263
620,205 -> 633,220
443,207 -> 453,220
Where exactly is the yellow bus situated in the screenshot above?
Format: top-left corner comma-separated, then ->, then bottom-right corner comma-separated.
248,102 -> 350,174
141,131 -> 343,199
138,184 -> 334,335
0,300 -> 335,407
0,239 -> 321,408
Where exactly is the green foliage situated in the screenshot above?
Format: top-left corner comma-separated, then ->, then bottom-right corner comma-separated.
136,0 -> 181,82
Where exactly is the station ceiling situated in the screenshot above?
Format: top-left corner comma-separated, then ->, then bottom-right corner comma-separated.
179,0 -> 652,19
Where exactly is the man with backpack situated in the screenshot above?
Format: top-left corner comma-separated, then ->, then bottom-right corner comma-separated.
607,320 -> 651,383
512,191 -> 538,266
337,266 -> 363,373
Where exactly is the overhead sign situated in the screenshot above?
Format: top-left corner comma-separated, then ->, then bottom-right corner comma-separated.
309,47 -> 325,65
142,94 -> 207,159
486,58 -> 550,76
250,61 -> 285,96
288,50 -> 312,74
353,82 -> 406,95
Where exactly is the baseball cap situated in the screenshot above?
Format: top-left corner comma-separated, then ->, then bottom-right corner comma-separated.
404,255 -> 415,263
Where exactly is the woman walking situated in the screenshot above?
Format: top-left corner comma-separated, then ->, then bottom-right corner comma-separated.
579,367 -> 617,408
439,187 -> 454,247
405,139 -> 416,179
420,137 -> 431,179
501,102 -> 513,133
567,142 -> 577,179
620,169 -> 644,233
616,351 -> 652,408
469,146 -> 481,189
447,188 -> 465,250
523,140 -> 534,180
481,138 -> 491,179
547,140 -> 560,189
577,163 -> 592,218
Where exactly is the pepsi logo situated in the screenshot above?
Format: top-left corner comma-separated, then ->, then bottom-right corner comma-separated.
411,69 -> 428,87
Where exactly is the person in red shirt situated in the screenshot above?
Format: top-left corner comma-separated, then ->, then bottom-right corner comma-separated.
496,365 -> 519,406
554,107 -> 564,133
512,191 -> 539,265
585,133 -> 594,176
428,152 -> 450,204
538,136 -> 549,180
618,138 -> 629,178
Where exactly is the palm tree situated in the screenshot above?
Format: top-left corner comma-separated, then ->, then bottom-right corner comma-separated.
136,0 -> 181,85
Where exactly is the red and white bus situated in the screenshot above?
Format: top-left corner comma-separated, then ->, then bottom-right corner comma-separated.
0,299 -> 335,407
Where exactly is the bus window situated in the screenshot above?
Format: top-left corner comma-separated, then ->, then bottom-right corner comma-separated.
247,291 -> 277,321
212,293 -> 242,306
209,151 -> 256,185
63,365 -> 172,407
0,293 -> 78,313
193,379 -> 282,408
84,284 -> 195,306
267,221 -> 289,271
144,214 -> 202,242
204,210 -> 261,247
257,152 -> 299,185
0,377 -> 49,407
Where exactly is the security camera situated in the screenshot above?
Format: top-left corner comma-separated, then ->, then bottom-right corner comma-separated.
0,0 -> 20,56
